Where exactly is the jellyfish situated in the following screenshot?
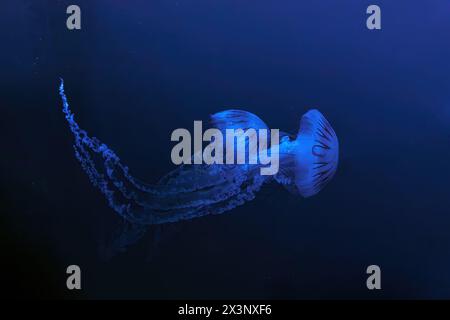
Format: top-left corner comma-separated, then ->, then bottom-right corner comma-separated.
58,79 -> 338,254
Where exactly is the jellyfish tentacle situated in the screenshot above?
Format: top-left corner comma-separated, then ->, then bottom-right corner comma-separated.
128,164 -> 258,212
150,165 -> 268,222
59,80 -> 275,224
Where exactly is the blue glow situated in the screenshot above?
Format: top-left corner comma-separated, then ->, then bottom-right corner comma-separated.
59,79 -> 339,226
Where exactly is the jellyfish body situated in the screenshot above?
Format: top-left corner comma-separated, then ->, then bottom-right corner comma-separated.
275,109 -> 339,198
59,79 -> 339,226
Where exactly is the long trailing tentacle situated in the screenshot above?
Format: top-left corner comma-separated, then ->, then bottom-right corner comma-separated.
59,79 -> 274,225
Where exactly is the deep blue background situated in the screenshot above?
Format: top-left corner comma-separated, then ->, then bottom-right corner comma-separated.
1,0 -> 450,298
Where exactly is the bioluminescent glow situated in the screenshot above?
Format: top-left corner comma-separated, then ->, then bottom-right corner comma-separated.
59,79 -> 339,226
169,118 -> 281,176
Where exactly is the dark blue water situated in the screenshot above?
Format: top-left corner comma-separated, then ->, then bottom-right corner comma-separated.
2,0 -> 450,298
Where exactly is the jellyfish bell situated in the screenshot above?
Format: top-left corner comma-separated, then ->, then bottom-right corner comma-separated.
294,109 -> 339,197
274,109 -> 339,197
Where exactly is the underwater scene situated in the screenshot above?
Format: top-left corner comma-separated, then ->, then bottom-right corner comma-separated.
2,0 -> 450,299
